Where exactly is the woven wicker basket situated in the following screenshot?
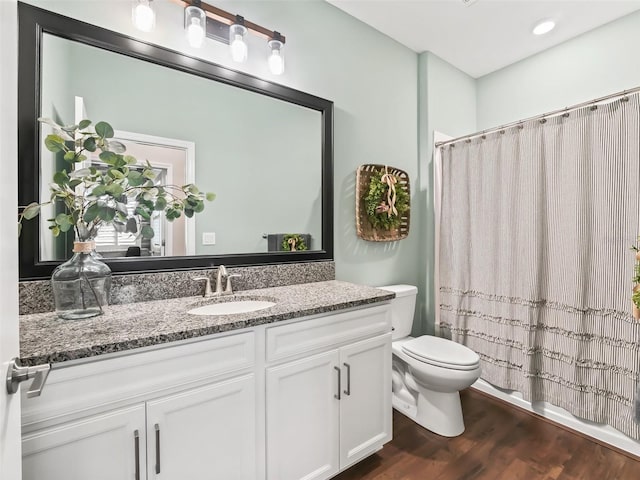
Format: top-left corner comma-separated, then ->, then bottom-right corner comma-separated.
356,164 -> 410,242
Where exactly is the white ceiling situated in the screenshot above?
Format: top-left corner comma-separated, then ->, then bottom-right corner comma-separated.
326,0 -> 640,78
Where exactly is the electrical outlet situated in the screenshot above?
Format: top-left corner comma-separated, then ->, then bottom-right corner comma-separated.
202,232 -> 216,245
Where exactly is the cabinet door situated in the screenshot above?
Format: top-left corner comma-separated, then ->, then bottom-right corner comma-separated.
266,350 -> 340,480
339,333 -> 392,469
146,374 -> 255,480
22,404 -> 146,480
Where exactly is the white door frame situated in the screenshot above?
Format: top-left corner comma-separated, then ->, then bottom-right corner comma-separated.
0,0 -> 23,478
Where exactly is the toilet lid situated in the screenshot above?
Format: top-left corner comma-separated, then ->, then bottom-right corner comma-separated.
402,336 -> 480,371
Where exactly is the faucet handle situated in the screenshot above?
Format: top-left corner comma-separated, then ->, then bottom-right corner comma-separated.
193,276 -> 212,297
225,274 -> 242,293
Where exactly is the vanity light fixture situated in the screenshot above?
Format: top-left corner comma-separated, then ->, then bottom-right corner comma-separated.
132,0 -> 155,33
533,19 -> 556,35
185,2 -> 207,48
229,16 -> 248,63
169,0 -> 286,73
268,32 -> 285,75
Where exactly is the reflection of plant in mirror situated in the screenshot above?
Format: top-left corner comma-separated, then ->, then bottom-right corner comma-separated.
18,118 -> 216,241
281,234 -> 308,252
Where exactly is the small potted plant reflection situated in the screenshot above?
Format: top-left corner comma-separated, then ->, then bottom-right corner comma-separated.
18,118 -> 215,320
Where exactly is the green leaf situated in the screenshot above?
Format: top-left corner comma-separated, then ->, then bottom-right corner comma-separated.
108,168 -> 125,180
108,140 -> 126,154
68,179 -> 82,190
99,151 -> 118,165
205,192 -> 216,202
53,170 -> 69,186
193,200 -> 205,213
155,196 -> 167,211
83,137 -> 97,152
75,154 -> 87,163
70,168 -> 92,178
141,225 -> 155,239
128,171 -> 145,186
95,121 -> 114,139
22,202 -> 40,220
63,151 -> 77,162
83,203 -> 101,223
91,185 -> 107,197
184,208 -> 194,218
187,184 -> 199,194
99,206 -> 116,222
105,183 -> 124,197
55,214 -> 73,233
44,135 -> 65,153
51,226 -> 60,237
134,205 -> 151,220
78,119 -> 92,130
124,155 -> 137,165
17,223 -> 22,236
143,169 -> 156,180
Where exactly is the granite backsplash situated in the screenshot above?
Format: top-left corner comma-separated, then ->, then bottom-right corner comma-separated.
19,261 -> 335,315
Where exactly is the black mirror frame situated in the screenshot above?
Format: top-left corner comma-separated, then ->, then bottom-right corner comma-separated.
18,2 -> 334,280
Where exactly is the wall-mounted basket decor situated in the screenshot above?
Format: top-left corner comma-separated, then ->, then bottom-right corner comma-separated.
356,164 -> 410,242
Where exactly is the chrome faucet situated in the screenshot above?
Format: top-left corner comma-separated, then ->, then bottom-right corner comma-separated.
215,265 -> 228,295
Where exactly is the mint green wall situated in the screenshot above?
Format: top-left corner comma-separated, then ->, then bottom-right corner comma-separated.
477,10 -> 640,129
417,51 -> 476,334
27,1 -> 421,309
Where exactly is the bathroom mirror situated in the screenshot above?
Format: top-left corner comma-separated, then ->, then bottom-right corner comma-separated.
18,3 -> 333,279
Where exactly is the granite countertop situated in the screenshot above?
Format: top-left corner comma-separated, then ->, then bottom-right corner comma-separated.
20,280 -> 394,367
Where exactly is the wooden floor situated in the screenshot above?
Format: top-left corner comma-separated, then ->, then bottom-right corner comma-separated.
334,389 -> 640,480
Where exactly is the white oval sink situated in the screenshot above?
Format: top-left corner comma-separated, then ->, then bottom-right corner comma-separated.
187,300 -> 276,316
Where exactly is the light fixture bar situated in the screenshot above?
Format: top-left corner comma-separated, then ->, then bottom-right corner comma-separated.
174,0 -> 286,43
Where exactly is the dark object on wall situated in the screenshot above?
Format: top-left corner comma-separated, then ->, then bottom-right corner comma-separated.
267,234 -> 311,252
356,164 -> 410,242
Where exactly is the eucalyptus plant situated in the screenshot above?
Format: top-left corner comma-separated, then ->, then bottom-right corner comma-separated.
18,118 -> 215,242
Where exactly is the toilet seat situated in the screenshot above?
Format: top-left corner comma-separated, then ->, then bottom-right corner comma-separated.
401,336 -> 480,371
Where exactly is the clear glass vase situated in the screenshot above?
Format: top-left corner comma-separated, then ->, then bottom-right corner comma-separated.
51,241 -> 112,320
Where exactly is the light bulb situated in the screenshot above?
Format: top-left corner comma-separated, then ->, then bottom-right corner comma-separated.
231,35 -> 248,62
185,5 -> 206,48
229,23 -> 248,63
132,0 -> 155,32
187,17 -> 205,47
268,38 -> 284,75
268,50 -> 284,75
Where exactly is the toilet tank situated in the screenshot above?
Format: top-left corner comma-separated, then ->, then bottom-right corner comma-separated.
378,285 -> 418,340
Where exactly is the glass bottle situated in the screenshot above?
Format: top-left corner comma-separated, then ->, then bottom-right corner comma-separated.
51,241 -> 112,320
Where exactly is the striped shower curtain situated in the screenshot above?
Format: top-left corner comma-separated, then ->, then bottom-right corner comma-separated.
437,94 -> 640,440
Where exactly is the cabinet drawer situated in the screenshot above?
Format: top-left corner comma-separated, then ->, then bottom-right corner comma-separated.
266,304 -> 390,363
22,331 -> 255,430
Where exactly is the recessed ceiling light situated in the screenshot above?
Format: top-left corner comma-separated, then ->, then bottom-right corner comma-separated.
533,19 -> 556,35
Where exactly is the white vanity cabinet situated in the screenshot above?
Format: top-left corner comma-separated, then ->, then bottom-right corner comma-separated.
21,331 -> 256,480
146,373 -> 256,480
265,305 -> 392,480
20,302 -> 392,480
22,404 -> 147,480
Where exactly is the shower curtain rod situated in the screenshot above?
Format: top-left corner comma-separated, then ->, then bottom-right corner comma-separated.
435,84 -> 640,148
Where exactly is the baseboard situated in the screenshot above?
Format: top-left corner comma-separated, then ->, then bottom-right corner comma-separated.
471,379 -> 640,459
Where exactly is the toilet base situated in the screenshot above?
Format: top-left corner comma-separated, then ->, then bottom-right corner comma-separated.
392,388 -> 466,437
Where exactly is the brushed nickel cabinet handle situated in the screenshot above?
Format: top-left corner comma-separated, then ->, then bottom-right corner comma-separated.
343,362 -> 351,396
134,430 -> 140,480
155,423 -> 161,474
334,366 -> 341,400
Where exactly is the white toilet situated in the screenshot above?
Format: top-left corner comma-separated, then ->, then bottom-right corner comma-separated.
379,285 -> 481,437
